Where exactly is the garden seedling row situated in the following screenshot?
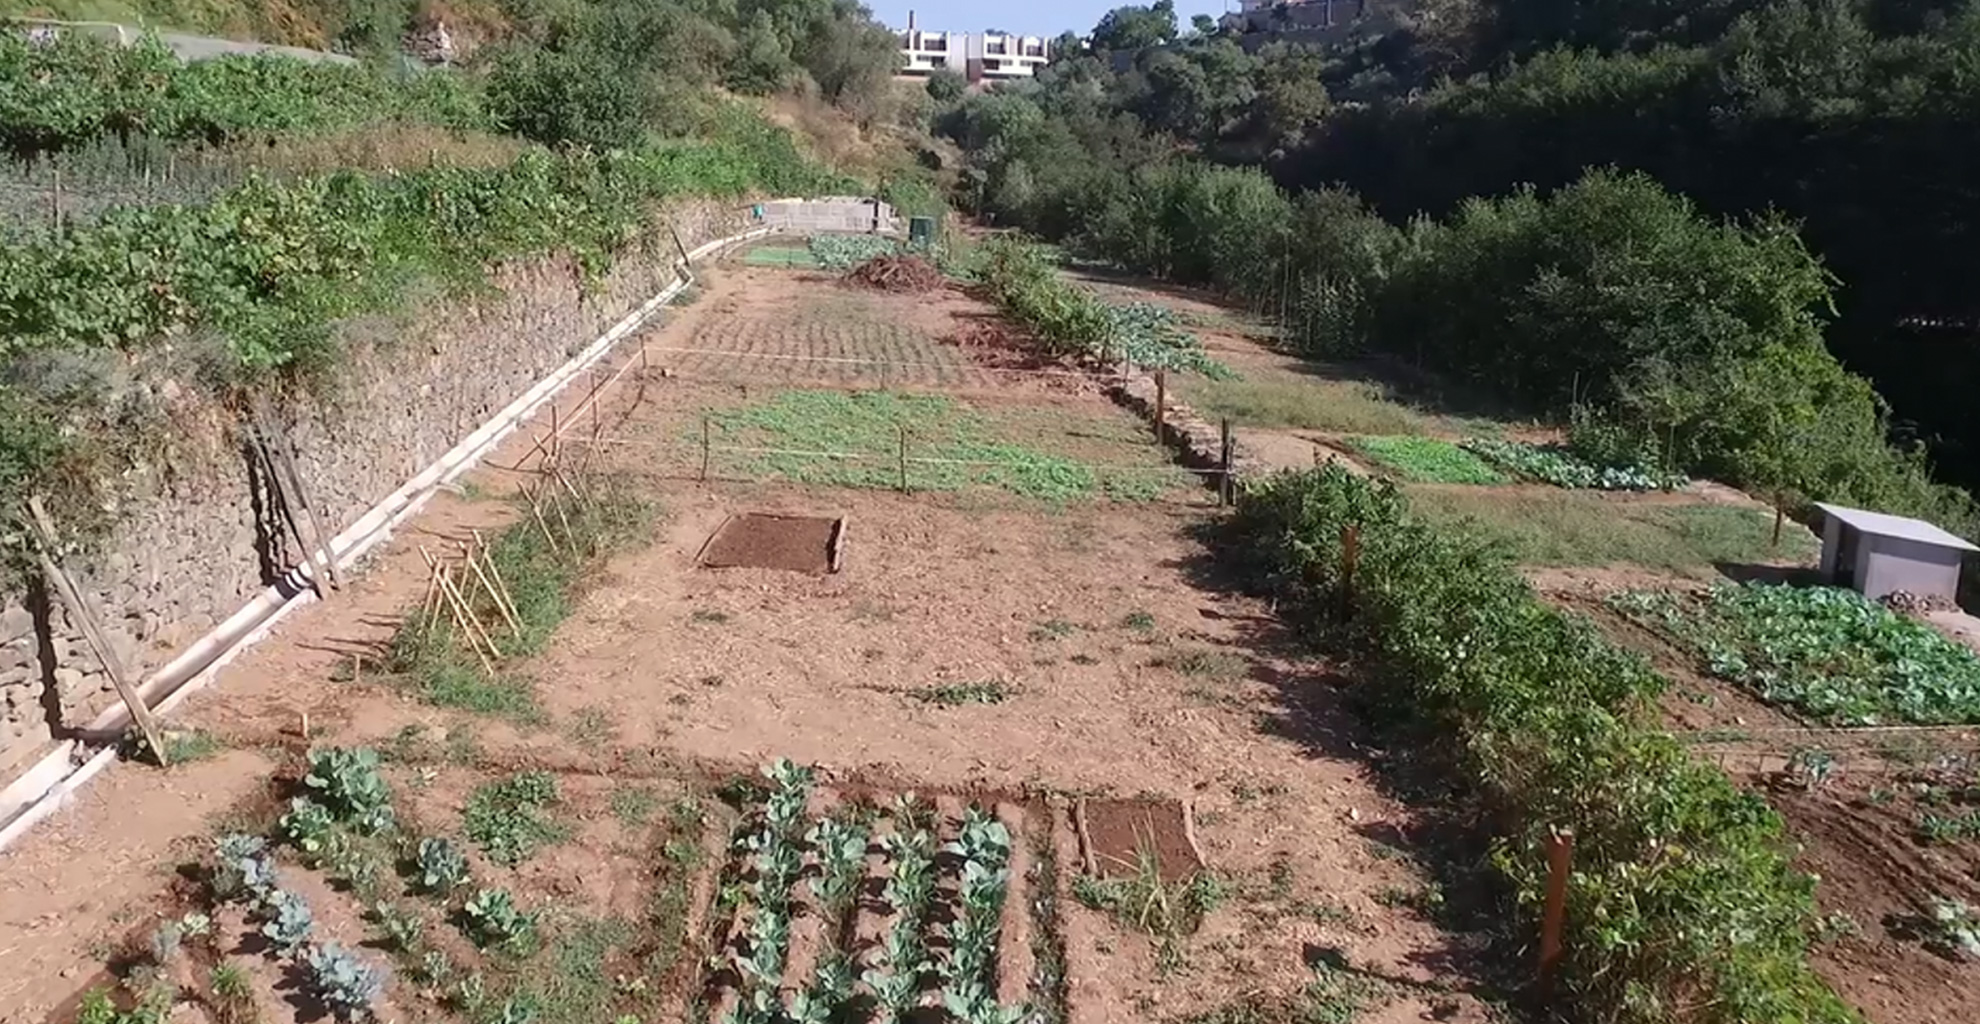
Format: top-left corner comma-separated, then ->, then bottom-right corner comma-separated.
701,761 -> 1041,1024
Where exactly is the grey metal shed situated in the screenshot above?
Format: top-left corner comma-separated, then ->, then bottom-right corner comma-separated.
1814,502 -> 1977,601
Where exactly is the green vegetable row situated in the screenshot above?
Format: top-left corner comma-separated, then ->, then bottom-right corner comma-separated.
976,238 -> 1231,377
1610,583 -> 1980,726
1221,466 -> 1854,1024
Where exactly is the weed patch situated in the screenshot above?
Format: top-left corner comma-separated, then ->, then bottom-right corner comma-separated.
1156,648 -> 1247,681
464,772 -> 568,868
1410,488 -> 1813,570
906,680 -> 1013,706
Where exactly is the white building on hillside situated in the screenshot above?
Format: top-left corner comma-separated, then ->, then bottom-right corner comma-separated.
895,12 -> 1049,81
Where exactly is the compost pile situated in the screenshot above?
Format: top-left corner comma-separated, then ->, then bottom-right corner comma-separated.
846,254 -> 946,292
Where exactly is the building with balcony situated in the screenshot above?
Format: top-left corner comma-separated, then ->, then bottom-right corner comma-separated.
895,12 -> 1050,81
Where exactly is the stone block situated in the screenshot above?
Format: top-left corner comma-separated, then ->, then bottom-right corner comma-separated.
0,604 -> 32,645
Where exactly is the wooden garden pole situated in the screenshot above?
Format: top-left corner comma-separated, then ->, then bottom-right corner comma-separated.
460,541 -> 524,640
1219,418 -> 1234,507
421,547 -> 499,671
471,529 -> 523,631
1772,496 -> 1785,551
521,481 -> 560,553
1538,829 -> 1575,992
897,426 -> 910,494
25,497 -> 169,764
1153,370 -> 1167,443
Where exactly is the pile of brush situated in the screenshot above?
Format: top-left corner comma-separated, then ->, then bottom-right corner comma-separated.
845,254 -> 946,292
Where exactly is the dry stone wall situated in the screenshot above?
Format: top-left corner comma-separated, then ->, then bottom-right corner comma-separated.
0,200 -> 747,775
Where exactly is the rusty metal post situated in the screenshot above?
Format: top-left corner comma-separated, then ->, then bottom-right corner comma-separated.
1539,829 -> 1575,992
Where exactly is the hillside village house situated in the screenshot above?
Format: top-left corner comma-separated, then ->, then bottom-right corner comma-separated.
896,11 -> 1050,81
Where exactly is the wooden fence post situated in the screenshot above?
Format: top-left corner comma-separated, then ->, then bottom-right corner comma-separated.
1219,418 -> 1234,507
1772,497 -> 1785,551
897,426 -> 910,494
1538,829 -> 1575,992
1153,370 -> 1167,443
25,496 -> 170,764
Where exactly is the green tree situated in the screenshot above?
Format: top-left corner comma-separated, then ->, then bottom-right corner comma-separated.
1091,1 -> 1179,52
925,68 -> 966,103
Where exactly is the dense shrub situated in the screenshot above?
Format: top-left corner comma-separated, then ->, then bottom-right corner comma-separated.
0,33 -> 489,154
1223,466 -> 1856,1024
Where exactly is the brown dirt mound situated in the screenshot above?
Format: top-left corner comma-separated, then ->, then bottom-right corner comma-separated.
845,254 -> 946,292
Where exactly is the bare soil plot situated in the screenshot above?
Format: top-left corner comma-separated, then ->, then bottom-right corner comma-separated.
698,512 -> 843,574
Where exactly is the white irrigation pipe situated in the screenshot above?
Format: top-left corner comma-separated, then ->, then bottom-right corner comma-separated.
0,224 -> 773,852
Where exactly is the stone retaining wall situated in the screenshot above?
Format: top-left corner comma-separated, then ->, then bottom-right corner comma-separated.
0,200 -> 746,775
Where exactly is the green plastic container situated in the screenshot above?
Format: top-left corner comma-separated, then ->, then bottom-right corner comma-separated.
908,216 -> 936,246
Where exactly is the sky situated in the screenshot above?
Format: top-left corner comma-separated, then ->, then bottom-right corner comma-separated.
869,0 -> 1234,38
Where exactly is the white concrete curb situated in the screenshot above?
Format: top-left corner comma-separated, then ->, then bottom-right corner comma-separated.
0,224 -> 774,852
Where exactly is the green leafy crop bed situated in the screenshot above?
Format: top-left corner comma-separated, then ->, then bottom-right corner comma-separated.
1344,435 -> 1507,484
705,389 -> 1182,502
1461,437 -> 1683,491
1610,583 -> 1980,725
977,238 -> 1232,378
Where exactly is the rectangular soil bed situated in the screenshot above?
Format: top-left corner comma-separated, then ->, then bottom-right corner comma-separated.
697,512 -> 845,574
1080,797 -> 1205,883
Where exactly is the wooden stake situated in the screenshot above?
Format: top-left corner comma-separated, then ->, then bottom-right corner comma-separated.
1219,418 -> 1234,507
546,483 -> 576,544
1153,370 -> 1167,443
250,398 -> 340,592
1180,800 -> 1209,870
461,541 -> 525,640
522,482 -> 561,553
1538,829 -> 1575,992
422,548 -> 499,672
24,496 -> 169,764
1073,797 -> 1099,878
51,166 -> 62,237
897,426 -> 910,494
471,529 -> 525,634
1340,523 -> 1361,622
1772,498 -> 1785,550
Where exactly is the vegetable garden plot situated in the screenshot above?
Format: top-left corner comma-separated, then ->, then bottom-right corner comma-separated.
700,761 -> 1053,1024
1611,583 -> 1980,725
